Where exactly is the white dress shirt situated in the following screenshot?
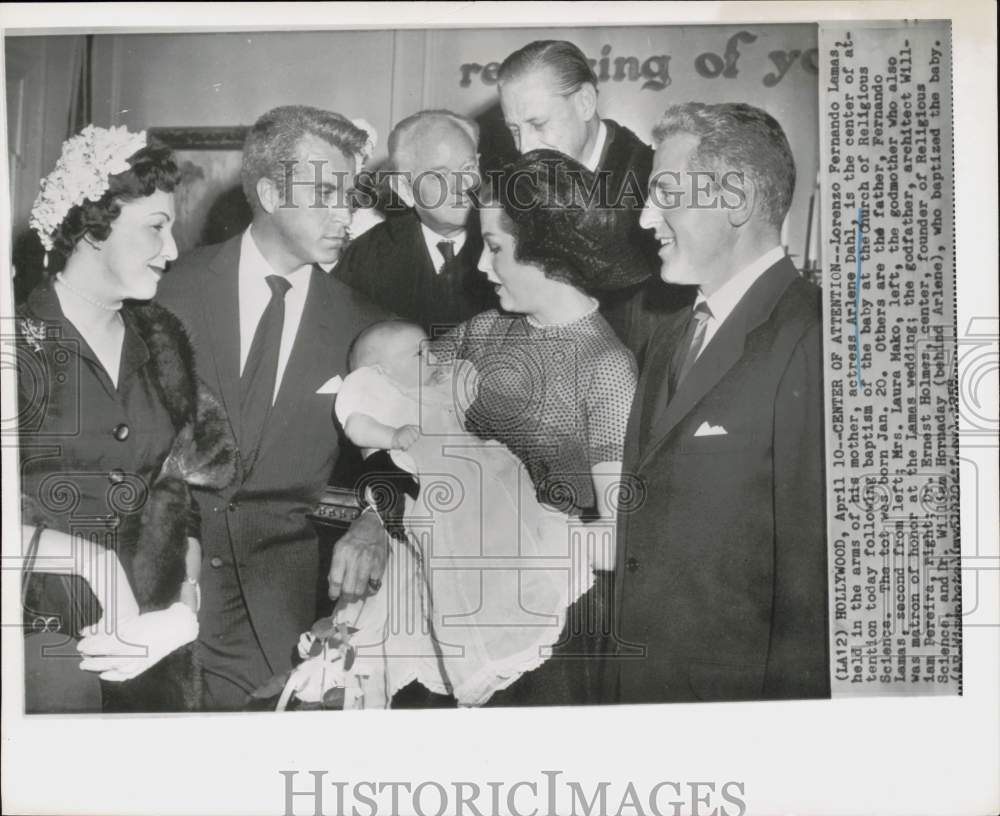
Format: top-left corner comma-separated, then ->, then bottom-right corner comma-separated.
238,228 -> 313,403
420,223 -> 467,275
694,246 -> 787,359
582,120 -> 609,172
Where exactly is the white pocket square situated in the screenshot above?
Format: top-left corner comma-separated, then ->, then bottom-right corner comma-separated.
694,421 -> 727,437
316,375 -> 343,395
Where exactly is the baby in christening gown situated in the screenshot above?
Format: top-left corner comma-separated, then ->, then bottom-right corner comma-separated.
332,321 -> 595,707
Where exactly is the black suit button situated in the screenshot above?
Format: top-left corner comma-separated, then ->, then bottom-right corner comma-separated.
227,502 -> 238,512
209,557 -> 223,568
108,468 -> 125,484
626,557 -> 640,572
112,423 -> 130,441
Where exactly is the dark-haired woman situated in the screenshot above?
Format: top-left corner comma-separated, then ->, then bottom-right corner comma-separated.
17,125 -> 235,712
414,149 -> 651,706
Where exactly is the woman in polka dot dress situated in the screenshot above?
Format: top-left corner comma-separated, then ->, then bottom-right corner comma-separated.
429,150 -> 654,706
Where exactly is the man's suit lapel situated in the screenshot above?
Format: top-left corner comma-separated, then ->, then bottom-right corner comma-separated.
626,308 -> 687,465
642,306 -> 749,458
637,258 -> 800,470
381,214 -> 433,313
409,215 -> 436,294
202,236 -> 244,446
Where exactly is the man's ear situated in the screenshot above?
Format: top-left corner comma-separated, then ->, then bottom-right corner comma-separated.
726,171 -> 756,228
256,176 -> 281,215
573,82 -> 599,124
388,172 -> 415,209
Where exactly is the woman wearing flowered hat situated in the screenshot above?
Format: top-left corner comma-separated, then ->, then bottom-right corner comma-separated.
17,125 -> 236,712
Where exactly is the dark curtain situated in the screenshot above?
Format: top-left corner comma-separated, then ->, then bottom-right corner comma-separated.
13,35 -> 94,303
67,34 -> 93,137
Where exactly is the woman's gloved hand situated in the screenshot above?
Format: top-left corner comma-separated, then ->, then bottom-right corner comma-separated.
77,602 -> 198,681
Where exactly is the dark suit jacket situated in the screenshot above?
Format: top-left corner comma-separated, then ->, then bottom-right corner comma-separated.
333,210 -> 496,336
592,119 -> 693,361
610,257 -> 830,703
156,235 -> 387,681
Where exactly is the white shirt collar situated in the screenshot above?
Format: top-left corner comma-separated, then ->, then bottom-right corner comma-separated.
238,228 -> 313,400
697,246 -> 786,326
420,223 -> 467,274
582,120 -> 608,173
241,227 -> 313,283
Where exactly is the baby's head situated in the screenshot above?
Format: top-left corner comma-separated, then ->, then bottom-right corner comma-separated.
349,320 -> 432,388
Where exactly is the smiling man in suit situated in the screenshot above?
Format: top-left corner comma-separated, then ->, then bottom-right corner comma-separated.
156,106 -> 390,710
609,102 -> 830,703
334,109 -> 497,336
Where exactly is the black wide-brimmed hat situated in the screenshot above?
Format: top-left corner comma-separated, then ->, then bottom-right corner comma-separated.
484,148 -> 653,293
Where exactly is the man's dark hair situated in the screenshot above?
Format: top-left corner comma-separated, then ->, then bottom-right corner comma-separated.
497,40 -> 598,95
652,102 -> 796,229
480,149 -> 649,293
50,140 -> 180,267
241,105 -> 369,213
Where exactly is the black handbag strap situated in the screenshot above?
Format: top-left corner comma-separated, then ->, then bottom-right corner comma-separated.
20,523 -> 46,613
22,524 -> 92,633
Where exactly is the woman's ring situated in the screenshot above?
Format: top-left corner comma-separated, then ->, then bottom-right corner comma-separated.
368,577 -> 382,592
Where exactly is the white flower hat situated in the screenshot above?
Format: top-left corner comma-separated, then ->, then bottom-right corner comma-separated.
30,124 -> 147,255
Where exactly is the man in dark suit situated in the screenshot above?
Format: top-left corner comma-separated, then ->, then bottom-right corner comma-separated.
157,106 -> 390,709
334,109 -> 497,336
609,102 -> 829,703
496,39 -> 691,359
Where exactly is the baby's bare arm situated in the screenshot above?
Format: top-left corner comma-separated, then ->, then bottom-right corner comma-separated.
344,412 -> 399,450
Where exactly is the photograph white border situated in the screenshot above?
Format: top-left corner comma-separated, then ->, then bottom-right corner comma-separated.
1,3 -> 996,815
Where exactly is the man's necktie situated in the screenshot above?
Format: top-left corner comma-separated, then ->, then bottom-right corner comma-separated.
436,240 -> 456,274
669,300 -> 713,394
641,301 -> 713,448
240,274 -> 291,470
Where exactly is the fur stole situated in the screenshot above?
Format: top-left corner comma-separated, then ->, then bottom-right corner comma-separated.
111,303 -> 237,712
124,303 -> 237,614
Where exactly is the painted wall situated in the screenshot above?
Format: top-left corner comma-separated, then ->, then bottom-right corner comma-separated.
424,24 -> 819,258
103,30 -> 398,150
10,24 -> 819,258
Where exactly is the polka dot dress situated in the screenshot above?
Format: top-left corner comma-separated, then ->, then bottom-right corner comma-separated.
429,305 -> 638,706
434,306 -> 637,515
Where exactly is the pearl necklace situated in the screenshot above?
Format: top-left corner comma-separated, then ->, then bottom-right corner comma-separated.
55,274 -> 120,312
